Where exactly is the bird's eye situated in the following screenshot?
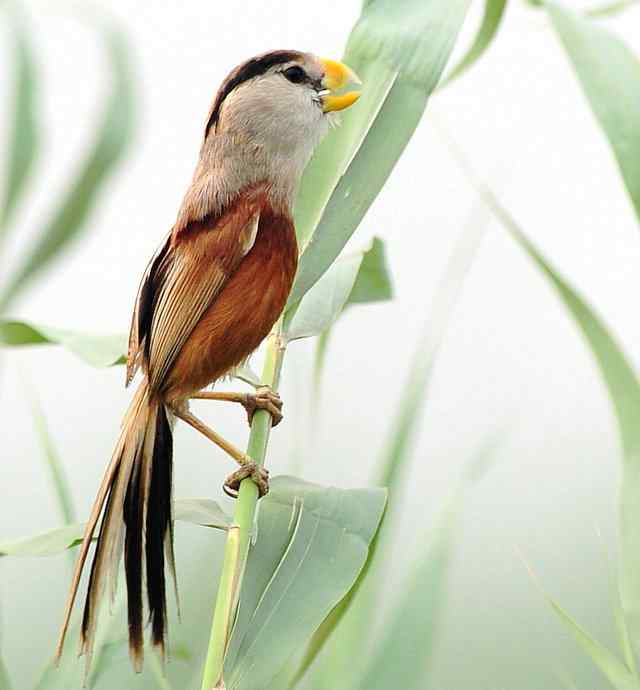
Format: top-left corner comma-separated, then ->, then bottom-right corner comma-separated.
282,65 -> 307,84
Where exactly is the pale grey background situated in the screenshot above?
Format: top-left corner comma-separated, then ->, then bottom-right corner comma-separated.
1,1 -> 639,688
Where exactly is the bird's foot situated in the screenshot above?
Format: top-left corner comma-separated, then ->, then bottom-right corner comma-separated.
242,386 -> 283,427
223,462 -> 270,499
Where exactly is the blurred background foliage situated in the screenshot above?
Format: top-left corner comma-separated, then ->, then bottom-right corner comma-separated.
2,0 -> 640,689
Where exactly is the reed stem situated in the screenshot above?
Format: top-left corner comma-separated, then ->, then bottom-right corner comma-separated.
200,325 -> 287,690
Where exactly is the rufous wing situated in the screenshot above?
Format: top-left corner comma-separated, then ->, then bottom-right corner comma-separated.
126,185 -> 266,394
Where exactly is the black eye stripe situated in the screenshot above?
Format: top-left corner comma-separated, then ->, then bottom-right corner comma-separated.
204,50 -> 306,138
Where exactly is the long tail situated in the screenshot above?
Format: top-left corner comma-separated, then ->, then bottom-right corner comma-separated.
55,380 -> 176,672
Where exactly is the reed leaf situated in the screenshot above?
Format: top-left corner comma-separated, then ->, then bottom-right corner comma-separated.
440,0 -> 509,88
443,131 -> 640,656
0,523 -> 85,557
299,213 -> 489,690
310,236 -> 392,396
0,6 -> 39,235
288,0 -> 472,307
284,237 -> 390,342
345,236 -> 392,307
546,1 -> 640,226
0,499 -> 230,557
0,319 -> 127,367
546,594 -> 639,690
24,381 -> 76,526
284,252 -> 364,341
223,476 -> 386,690
355,498 -> 459,690
586,0 -> 640,17
0,655 -> 11,690
0,19 -> 135,310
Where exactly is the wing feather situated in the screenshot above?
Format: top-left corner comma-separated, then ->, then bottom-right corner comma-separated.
127,186 -> 266,394
126,233 -> 171,386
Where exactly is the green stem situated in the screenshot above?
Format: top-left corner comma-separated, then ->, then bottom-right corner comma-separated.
200,325 -> 287,690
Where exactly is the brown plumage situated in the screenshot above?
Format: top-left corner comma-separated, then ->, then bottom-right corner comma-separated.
55,50 -> 361,674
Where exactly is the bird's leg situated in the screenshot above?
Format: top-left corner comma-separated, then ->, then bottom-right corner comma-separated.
172,408 -> 269,498
190,386 -> 283,427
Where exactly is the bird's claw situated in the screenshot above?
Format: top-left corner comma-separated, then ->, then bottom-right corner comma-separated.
243,386 -> 283,427
223,462 -> 270,498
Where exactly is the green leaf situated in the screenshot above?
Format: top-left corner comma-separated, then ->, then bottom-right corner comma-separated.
311,329 -> 331,409
0,18 -> 136,310
346,236 -> 393,306
443,133 -> 640,653
356,499 -> 460,690
586,0 -> 640,18
1,321 -> 266,393
311,434 -> 500,690
284,245 -> 373,341
287,498 -> 388,689
294,62 -> 397,249
545,593 -> 640,690
0,654 -> 13,690
375,211 -> 488,490
288,0 -> 472,307
223,476 -> 386,690
309,236 -> 392,400
546,2 -> 640,225
348,436 -> 500,690
0,7 -> 39,234
0,498 -> 230,556
0,319 -> 127,367
173,498 -> 231,530
440,0 -> 509,88
304,205 -> 494,690
24,380 -> 76,526
0,523 -> 85,557
611,563 -> 638,676
232,361 -> 262,388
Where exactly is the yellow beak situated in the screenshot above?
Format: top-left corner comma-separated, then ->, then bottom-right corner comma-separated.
319,58 -> 362,113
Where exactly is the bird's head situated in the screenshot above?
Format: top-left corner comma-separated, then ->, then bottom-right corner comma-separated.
199,50 -> 361,203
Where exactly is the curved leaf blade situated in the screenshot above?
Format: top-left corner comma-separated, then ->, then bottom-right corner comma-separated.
0,319 -> 127,367
25,381 -> 76,525
356,500 -> 459,690
445,134 -> 640,645
586,1 -> 640,18
0,498 -> 230,557
546,1 -> 640,225
224,476 -> 386,690
288,0 -> 472,307
439,0 -> 509,88
173,498 -> 231,530
297,210 -> 489,690
346,236 -> 392,306
0,523 -> 84,557
376,211 -> 488,490
309,236 -> 392,394
0,7 -> 39,235
0,19 -> 136,309
0,655 -> 12,690
545,593 -> 639,690
294,63 -> 397,248
284,250 -> 365,342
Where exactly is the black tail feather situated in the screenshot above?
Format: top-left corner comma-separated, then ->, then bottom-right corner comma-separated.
146,403 -> 173,652
124,450 -> 144,668
60,386 -> 175,676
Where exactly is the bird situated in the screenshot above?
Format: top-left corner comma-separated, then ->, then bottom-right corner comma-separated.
54,50 -> 361,673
